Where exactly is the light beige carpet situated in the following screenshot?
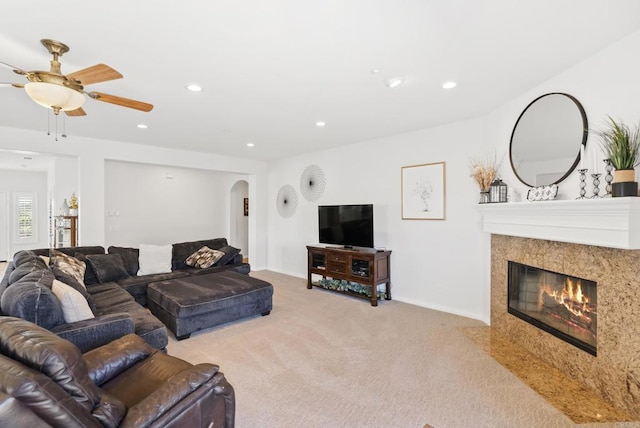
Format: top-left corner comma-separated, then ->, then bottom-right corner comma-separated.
166,271 -> 636,428
0,262 -> 636,427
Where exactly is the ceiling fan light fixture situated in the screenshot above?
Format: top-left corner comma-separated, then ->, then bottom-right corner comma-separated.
24,82 -> 85,112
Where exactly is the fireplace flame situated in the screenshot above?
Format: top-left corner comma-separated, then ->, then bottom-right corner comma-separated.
539,278 -> 592,323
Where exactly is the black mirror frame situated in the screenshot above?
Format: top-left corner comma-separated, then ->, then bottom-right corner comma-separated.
509,92 -> 588,187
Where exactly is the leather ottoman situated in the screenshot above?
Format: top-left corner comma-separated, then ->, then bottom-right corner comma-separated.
147,271 -> 273,340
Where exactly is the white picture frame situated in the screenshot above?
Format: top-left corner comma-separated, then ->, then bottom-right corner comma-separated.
401,161 -> 446,220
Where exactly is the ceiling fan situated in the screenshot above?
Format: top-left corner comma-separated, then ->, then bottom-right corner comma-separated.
0,39 -> 153,116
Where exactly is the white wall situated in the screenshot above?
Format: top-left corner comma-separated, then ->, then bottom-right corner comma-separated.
2,28 -> 638,320
266,29 -> 640,324
49,156 -> 79,218
267,118 -> 491,322
0,192 -> 7,261
487,29 -> 640,201
0,170 -> 49,256
104,160 -> 234,247
0,127 -> 268,268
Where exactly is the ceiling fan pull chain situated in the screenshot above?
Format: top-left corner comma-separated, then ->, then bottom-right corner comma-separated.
47,109 -> 50,136
62,114 -> 67,138
55,113 -> 58,142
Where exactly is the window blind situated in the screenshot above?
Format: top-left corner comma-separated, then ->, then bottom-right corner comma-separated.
17,195 -> 34,239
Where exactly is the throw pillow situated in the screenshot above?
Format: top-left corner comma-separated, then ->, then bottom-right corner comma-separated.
186,246 -> 225,269
171,241 -> 204,270
50,249 -> 86,286
85,254 -> 130,283
51,279 -> 95,323
107,246 -> 140,276
138,244 -> 172,275
51,266 -> 97,312
74,253 -> 99,285
215,245 -> 241,266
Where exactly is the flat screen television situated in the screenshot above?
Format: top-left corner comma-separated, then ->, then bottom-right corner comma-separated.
318,204 -> 374,248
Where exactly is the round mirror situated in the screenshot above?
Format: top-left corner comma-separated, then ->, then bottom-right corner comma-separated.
509,93 -> 588,187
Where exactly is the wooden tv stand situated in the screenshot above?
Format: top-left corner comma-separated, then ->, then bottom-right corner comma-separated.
306,245 -> 392,307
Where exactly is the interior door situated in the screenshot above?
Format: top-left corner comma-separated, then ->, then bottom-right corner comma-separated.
0,192 -> 8,261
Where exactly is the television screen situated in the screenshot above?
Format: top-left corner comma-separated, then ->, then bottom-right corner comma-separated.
318,204 -> 374,248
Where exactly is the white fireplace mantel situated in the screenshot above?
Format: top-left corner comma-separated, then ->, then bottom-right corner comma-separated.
476,197 -> 640,249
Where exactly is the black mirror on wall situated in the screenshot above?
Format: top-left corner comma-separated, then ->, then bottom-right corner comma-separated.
509,92 -> 588,187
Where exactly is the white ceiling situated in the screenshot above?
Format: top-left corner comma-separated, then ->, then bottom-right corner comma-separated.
1,1 -> 640,161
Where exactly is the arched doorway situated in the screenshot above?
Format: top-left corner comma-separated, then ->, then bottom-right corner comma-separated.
230,180 -> 249,262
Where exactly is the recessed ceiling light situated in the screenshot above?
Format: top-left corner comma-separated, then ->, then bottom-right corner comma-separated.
371,68 -> 380,74
246,142 -> 255,147
186,84 -> 202,92
316,121 -> 326,127
385,77 -> 405,88
137,124 -> 148,129
442,81 -> 457,89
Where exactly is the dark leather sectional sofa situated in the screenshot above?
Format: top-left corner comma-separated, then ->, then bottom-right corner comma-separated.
0,238 -> 248,427
0,317 -> 235,427
0,238 -> 249,352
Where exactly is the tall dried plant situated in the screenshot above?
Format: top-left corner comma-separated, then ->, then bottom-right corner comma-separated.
469,153 -> 499,192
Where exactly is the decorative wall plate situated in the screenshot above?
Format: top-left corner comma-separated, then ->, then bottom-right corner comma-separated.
527,184 -> 559,201
276,184 -> 298,218
300,164 -> 326,202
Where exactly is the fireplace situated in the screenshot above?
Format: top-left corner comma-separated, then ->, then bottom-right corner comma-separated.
488,228 -> 640,417
507,261 -> 597,356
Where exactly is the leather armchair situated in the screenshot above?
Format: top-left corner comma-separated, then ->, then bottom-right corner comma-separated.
0,317 -> 235,427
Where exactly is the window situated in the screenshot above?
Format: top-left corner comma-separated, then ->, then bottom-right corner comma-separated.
16,193 -> 37,243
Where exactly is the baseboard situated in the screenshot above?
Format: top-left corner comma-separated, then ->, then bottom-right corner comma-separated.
393,295 -> 490,325
259,268 -> 491,325
263,267 -> 306,279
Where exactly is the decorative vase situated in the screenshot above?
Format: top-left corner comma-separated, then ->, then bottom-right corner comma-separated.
479,191 -> 490,204
69,208 -> 78,216
612,169 -> 638,197
60,199 -> 70,215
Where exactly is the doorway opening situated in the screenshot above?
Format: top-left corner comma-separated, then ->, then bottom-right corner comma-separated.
230,180 -> 249,263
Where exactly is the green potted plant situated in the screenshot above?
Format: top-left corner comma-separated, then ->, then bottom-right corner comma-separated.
596,116 -> 640,197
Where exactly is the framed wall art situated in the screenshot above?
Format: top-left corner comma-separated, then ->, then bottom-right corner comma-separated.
401,161 -> 446,220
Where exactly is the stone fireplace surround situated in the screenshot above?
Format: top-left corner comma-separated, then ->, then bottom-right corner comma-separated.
480,199 -> 640,418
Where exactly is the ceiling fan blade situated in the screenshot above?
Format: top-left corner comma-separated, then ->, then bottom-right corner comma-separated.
67,64 -> 123,85
0,82 -> 23,88
89,91 -> 153,112
0,61 -> 26,75
65,107 -> 86,117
